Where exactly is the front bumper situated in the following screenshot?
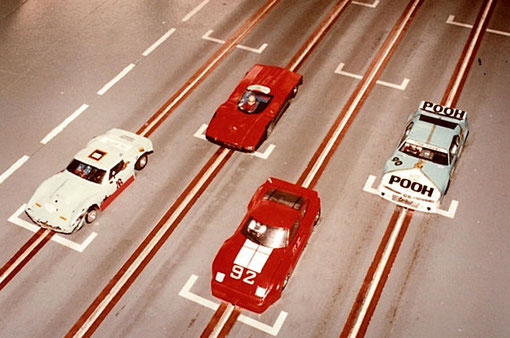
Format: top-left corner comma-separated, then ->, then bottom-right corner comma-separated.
378,185 -> 439,213
205,135 -> 256,153
25,208 -> 72,234
211,280 -> 276,314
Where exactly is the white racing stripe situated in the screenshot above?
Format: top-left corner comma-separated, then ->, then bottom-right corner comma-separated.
234,239 -> 273,273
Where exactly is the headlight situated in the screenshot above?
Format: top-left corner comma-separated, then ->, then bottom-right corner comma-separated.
215,272 -> 225,282
255,286 -> 267,298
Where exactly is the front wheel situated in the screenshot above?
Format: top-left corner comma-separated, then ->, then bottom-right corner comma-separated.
314,209 -> 321,227
85,207 -> 98,224
282,274 -> 290,291
135,153 -> 148,171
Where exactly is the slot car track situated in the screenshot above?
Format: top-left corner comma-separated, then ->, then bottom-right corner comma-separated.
0,0 -> 509,337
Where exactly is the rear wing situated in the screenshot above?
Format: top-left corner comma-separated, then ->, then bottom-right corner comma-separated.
418,101 -> 467,122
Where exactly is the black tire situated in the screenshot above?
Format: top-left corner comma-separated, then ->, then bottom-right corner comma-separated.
135,153 -> 148,171
314,209 -> 321,227
85,207 -> 98,224
73,215 -> 86,232
290,86 -> 298,98
444,180 -> 451,196
267,120 -> 276,136
282,274 -> 290,291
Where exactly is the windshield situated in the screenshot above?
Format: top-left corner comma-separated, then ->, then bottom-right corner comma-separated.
243,218 -> 288,249
237,90 -> 272,114
66,159 -> 106,184
399,141 -> 449,165
263,188 -> 304,210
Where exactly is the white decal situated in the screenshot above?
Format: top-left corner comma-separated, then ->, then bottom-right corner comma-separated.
233,239 -> 273,273
421,101 -> 466,120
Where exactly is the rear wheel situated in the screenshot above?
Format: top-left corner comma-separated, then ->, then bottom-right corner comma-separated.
135,153 -> 148,171
314,209 -> 321,227
282,274 -> 290,291
291,86 -> 298,98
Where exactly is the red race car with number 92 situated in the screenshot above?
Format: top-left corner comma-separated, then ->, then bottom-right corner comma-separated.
211,177 -> 320,313
205,64 -> 303,152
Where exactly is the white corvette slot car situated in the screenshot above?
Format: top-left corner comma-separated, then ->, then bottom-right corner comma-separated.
378,101 -> 469,213
25,128 -> 153,233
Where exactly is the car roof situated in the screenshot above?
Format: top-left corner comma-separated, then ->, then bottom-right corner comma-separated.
408,112 -> 460,150
74,130 -> 138,169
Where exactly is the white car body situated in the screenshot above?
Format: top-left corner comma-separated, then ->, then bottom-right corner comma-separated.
25,128 -> 153,233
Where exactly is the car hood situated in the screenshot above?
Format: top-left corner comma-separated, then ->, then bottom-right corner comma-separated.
381,151 -> 450,199
212,234 -> 284,295
206,103 -> 270,149
27,171 -> 102,216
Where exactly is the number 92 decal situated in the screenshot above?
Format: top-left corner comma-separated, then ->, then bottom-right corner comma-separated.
230,265 -> 257,285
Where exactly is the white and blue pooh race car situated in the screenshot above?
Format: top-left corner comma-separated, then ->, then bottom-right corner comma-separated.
378,101 -> 469,213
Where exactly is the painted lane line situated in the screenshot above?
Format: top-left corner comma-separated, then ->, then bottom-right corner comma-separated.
40,104 -> 89,144
8,204 -> 98,252
0,155 -> 29,185
68,147 -> 234,337
362,175 -> 459,218
211,303 -> 235,338
193,124 -> 276,160
97,63 -> 136,96
298,0 -> 423,189
202,30 -> 268,54
137,0 -> 281,137
335,62 -> 410,91
347,208 -> 409,338
285,0 -> 352,72
442,0 -> 497,107
182,0 -> 210,22
0,227 -> 52,290
142,28 -> 176,56
446,14 -> 510,37
179,274 -> 288,336
352,0 -> 380,8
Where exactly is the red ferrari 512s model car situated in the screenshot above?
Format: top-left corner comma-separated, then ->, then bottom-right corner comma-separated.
205,64 -> 303,152
211,177 -> 321,313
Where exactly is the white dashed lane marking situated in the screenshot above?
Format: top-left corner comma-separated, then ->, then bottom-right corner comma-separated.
142,28 -> 176,56
8,204 -> 98,252
0,155 -> 29,185
202,30 -> 268,54
182,0 -> 210,22
97,63 -> 136,96
334,62 -> 410,91
40,104 -> 89,144
179,274 -> 288,336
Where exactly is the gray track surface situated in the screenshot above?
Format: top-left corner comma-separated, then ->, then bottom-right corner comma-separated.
0,0 -> 509,337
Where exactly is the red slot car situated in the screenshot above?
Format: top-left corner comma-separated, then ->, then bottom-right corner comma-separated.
211,177 -> 320,313
205,64 -> 303,152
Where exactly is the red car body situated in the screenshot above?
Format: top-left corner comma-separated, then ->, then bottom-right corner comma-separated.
211,177 -> 320,313
205,64 -> 303,152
